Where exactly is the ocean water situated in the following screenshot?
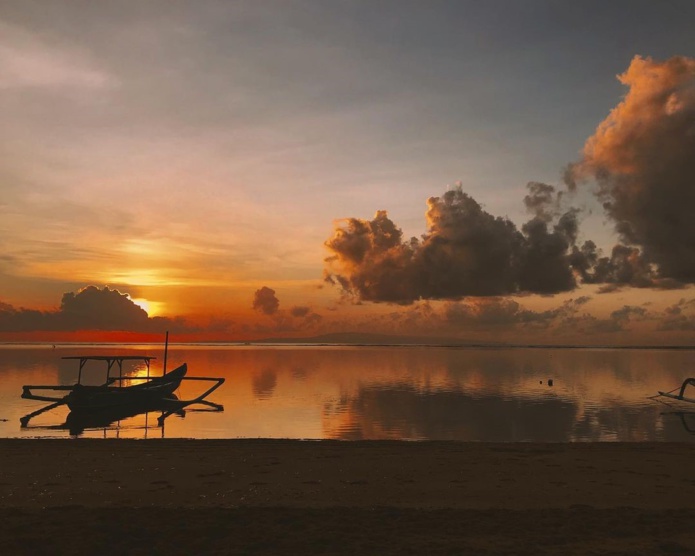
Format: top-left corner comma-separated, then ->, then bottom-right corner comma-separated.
1,344 -> 695,441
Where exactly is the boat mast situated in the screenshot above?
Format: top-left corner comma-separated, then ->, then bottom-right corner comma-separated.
163,331 -> 169,375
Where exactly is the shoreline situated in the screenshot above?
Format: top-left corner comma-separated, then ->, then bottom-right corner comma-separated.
3,439 -> 695,554
3,439 -> 695,510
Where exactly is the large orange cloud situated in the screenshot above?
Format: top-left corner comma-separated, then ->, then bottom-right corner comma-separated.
570,55 -> 695,282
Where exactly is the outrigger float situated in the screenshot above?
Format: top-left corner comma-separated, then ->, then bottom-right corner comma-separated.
20,333 -> 225,432
657,378 -> 695,404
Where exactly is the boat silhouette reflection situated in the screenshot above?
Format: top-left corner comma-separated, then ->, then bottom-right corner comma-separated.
20,393 -> 227,436
20,394 -> 188,436
63,395 -> 185,435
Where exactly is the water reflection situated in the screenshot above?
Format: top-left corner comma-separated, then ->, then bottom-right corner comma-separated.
252,368 -> 278,400
21,396 -> 184,435
2,345 -> 695,440
665,412 -> 695,435
324,386 -> 577,441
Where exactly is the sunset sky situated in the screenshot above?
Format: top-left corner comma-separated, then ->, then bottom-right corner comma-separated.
1,1 -> 695,344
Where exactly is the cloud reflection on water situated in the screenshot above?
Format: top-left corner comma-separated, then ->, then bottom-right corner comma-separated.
323,385 -> 578,441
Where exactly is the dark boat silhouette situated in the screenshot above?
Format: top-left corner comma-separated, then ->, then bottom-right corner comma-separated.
20,334 -> 225,431
66,362 -> 187,411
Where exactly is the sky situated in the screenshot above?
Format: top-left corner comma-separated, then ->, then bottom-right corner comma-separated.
1,0 -> 695,344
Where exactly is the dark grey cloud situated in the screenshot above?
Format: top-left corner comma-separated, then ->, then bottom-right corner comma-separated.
569,242 -> 682,293
252,286 -> 280,315
569,56 -> 695,283
290,306 -> 323,327
59,285 -> 149,330
325,183 -> 584,303
0,301 -> 48,332
290,306 -> 311,318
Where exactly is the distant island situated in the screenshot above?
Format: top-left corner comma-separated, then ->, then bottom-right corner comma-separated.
1,332 -> 694,350
251,332 -> 695,350
254,332 -> 464,346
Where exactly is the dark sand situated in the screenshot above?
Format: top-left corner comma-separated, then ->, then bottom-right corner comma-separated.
2,440 -> 695,554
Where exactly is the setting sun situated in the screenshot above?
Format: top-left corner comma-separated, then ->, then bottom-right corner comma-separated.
130,297 -> 165,317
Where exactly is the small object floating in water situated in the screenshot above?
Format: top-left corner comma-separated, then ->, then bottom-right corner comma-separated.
547,379 -> 553,386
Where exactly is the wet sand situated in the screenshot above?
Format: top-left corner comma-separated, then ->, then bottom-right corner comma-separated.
2,440 -> 695,554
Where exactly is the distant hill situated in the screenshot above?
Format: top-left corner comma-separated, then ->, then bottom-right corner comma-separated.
249,333 -> 695,349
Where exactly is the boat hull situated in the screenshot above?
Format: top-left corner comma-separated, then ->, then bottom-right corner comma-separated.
66,364 -> 187,411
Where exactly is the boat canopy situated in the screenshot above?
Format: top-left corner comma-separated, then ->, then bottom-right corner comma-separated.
62,356 -> 157,384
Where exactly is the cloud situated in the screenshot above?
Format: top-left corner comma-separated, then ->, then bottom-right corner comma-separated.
0,285 -> 199,333
290,306 -> 311,318
326,57 -> 695,303
289,305 -> 323,326
249,289 -> 322,334
325,296 -> 595,342
325,183 -> 583,303
657,299 -> 695,331
569,242 -> 682,292
0,22 -> 115,91
0,301 -> 48,332
252,286 -> 280,315
59,285 -> 149,330
569,55 -> 695,283
444,296 -> 591,331
558,304 -> 648,335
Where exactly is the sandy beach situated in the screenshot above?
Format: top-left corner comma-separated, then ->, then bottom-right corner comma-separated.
2,440 -> 695,554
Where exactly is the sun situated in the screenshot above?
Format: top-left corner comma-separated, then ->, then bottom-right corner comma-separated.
130,297 -> 165,317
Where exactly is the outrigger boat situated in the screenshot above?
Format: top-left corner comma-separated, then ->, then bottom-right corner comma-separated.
657,378 -> 695,404
20,334 -> 225,431
653,378 -> 695,437
64,358 -> 187,411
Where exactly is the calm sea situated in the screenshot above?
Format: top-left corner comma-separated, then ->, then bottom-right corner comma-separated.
1,344 -> 695,441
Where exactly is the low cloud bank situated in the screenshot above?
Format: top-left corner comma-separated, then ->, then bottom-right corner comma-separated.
0,285 -> 197,333
325,184 -> 598,303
